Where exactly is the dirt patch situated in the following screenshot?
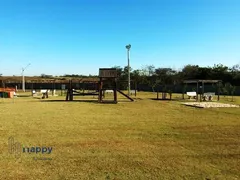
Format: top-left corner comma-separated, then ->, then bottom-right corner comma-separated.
182,102 -> 240,108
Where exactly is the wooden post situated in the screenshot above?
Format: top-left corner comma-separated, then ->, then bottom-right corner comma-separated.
157,90 -> 159,100
103,89 -> 105,98
100,81 -> 103,102
114,89 -> 117,103
71,80 -> 73,101
114,79 -> 117,103
79,80 -> 81,92
61,83 -> 63,96
70,89 -> 73,101
162,92 -> 166,100
202,82 -> 204,94
51,81 -> 53,96
83,82 -> 85,94
95,82 -> 98,92
98,78 -> 103,103
196,81 -> 199,101
200,82 -> 204,102
68,80 -> 73,101
66,90 -> 68,101
217,81 -> 220,101
31,82 -> 34,96
134,81 -> 137,97
200,83 -> 202,102
182,83 -> 185,99
98,81 -> 100,102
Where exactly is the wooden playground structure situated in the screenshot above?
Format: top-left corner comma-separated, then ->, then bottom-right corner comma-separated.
66,68 -> 134,103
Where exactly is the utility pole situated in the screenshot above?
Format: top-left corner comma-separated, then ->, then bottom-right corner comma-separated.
21,63 -> 31,92
126,44 -> 131,96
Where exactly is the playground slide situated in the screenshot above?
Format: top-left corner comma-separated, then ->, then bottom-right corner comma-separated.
117,90 -> 134,101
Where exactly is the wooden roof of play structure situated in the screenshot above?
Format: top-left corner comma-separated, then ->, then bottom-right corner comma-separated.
0,76 -> 99,83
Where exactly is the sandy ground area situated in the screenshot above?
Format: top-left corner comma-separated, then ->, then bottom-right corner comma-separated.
182,102 -> 240,108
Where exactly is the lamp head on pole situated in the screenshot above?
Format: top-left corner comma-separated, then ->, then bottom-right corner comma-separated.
126,44 -> 131,50
22,63 -> 31,73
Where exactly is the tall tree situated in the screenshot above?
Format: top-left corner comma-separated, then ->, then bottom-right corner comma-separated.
230,64 -> 240,85
181,65 -> 199,80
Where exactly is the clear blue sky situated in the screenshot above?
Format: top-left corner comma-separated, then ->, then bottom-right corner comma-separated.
0,0 -> 240,76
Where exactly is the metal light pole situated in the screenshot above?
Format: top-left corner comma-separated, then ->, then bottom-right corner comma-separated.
126,44 -> 131,96
21,63 -> 31,92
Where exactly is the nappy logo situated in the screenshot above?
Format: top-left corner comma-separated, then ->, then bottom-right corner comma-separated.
8,136 -> 21,159
8,136 -> 53,160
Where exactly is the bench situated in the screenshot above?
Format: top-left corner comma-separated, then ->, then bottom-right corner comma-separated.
40,90 -> 48,93
105,90 -> 113,93
186,92 -> 197,99
203,92 -> 215,96
40,90 -> 49,99
203,92 -> 215,101
130,90 -> 136,95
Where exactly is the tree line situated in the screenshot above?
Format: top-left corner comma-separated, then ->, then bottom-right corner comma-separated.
41,63 -> 240,88
113,63 -> 240,94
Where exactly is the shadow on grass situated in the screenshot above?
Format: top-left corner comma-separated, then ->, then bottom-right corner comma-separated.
150,98 -> 184,102
40,99 -> 132,104
132,98 -> 143,100
15,95 -> 32,97
40,99 -> 99,104
40,99 -> 136,104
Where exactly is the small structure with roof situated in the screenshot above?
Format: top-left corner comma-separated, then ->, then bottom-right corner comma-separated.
182,79 -> 222,102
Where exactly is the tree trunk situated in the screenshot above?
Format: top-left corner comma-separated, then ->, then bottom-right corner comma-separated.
152,86 -> 155,92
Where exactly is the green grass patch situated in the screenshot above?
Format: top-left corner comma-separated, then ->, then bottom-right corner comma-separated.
0,93 -> 240,179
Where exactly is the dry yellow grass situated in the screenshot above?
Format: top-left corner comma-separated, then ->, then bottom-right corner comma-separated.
0,92 -> 240,179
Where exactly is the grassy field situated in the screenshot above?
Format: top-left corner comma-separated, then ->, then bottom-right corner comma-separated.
0,92 -> 240,179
